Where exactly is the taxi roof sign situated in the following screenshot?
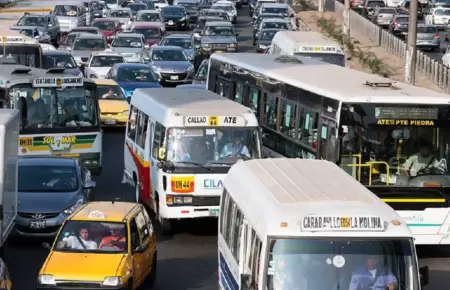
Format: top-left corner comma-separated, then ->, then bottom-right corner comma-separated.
32,77 -> 84,88
184,116 -> 246,127
88,210 -> 106,219
298,45 -> 341,54
302,215 -> 385,232
0,36 -> 25,43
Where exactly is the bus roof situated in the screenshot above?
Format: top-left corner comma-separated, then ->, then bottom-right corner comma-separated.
131,88 -> 258,127
273,31 -> 342,47
0,27 -> 39,44
210,53 -> 450,104
224,159 -> 412,238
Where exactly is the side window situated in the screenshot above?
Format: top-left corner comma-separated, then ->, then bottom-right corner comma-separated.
280,100 -> 297,138
220,189 -> 229,236
244,87 -> 260,118
141,208 -> 154,236
135,112 -> 149,148
127,105 -> 138,141
152,122 -> 166,159
252,236 -> 262,288
298,108 -> 318,148
224,196 -> 234,246
263,93 -> 277,130
130,220 -> 140,249
135,211 -> 150,245
234,82 -> 244,104
232,206 -> 243,263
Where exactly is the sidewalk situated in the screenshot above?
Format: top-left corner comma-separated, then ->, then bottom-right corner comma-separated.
297,10 -> 442,92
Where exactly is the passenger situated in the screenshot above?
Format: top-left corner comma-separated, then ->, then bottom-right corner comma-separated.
102,88 -> 117,99
349,255 -> 397,290
65,226 -> 98,250
174,142 -> 191,162
402,139 -> 439,177
99,225 -> 126,250
220,131 -> 250,158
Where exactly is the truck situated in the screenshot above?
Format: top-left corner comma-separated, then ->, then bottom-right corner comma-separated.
0,109 -> 19,258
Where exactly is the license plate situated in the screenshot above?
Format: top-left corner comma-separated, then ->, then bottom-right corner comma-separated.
216,50 -> 223,53
170,75 -> 179,80
105,119 -> 116,125
209,209 -> 219,217
30,220 -> 46,229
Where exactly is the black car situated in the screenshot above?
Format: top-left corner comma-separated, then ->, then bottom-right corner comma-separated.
161,6 -> 190,30
42,51 -> 82,76
193,16 -> 223,39
255,28 -> 280,53
178,0 -> 198,23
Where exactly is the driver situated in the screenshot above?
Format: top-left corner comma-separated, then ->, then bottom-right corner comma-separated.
402,139 -> 439,177
99,225 -> 126,250
349,255 -> 397,290
220,131 -> 250,158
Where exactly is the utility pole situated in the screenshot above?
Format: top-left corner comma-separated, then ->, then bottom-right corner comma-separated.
318,0 -> 324,12
405,0 -> 418,85
343,0 -> 351,56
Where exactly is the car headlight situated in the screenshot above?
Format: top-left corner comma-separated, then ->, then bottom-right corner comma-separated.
38,275 -> 56,285
180,17 -> 186,21
63,198 -> 84,215
103,277 -> 122,286
122,110 -> 129,115
152,65 -> 161,73
202,43 -> 211,48
227,43 -> 236,47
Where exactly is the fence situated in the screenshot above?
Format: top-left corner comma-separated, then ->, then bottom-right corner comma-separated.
331,1 -> 450,92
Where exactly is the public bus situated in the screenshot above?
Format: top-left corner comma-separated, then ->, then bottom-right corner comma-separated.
0,65 -> 102,175
123,88 -> 261,235
208,52 -> 450,245
0,29 -> 43,68
219,158 -> 427,290
270,31 -> 346,67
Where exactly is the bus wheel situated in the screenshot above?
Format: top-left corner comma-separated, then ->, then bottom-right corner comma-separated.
159,217 -> 172,236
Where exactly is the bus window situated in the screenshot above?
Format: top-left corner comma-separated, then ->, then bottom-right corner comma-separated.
234,82 -> 244,104
263,93 -> 277,130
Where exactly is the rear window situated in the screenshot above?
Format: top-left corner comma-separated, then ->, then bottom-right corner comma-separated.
367,1 -> 385,7
397,16 -> 409,22
378,8 -> 395,14
417,26 -> 437,33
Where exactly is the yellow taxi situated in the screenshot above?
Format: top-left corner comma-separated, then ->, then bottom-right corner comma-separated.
95,79 -> 129,127
0,258 -> 12,290
37,202 -> 157,290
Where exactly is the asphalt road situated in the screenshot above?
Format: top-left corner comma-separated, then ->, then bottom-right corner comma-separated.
2,2 -> 450,289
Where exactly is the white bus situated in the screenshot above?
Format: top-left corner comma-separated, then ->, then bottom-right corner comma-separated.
270,31 -> 346,67
208,52 -> 450,246
219,158 -> 428,290
123,88 -> 261,235
0,30 -> 43,68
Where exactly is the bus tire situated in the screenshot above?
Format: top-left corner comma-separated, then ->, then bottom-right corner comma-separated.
159,218 -> 172,236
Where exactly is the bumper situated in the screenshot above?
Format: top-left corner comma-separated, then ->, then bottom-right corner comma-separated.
13,217 -> 64,238
201,47 -> 237,56
160,204 -> 220,219
160,72 -> 194,84
100,117 -> 127,127
37,285 -> 128,290
165,21 -> 188,29
416,42 -> 440,48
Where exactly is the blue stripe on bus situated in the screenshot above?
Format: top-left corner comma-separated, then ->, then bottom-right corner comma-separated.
219,252 -> 239,290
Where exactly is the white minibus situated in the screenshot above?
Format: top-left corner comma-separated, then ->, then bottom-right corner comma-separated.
124,88 -> 261,235
219,158 -> 429,290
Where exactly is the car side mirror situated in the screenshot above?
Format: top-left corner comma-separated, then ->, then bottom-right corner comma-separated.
240,273 -> 252,290
420,266 -> 429,286
133,245 -> 146,253
42,242 -> 51,249
84,180 -> 96,189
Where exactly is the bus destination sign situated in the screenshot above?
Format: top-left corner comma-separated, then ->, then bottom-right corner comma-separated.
375,107 -> 438,120
33,77 -> 84,88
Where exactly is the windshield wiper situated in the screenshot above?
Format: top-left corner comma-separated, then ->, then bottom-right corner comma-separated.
208,154 -> 252,165
175,161 -> 215,172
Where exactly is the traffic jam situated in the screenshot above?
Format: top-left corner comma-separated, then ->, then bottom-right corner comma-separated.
0,0 -> 442,288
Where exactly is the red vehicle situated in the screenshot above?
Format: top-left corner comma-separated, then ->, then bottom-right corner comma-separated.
91,18 -> 122,44
130,22 -> 165,46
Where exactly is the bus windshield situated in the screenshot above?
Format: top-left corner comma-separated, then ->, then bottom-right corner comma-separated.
0,45 -> 42,67
340,103 -> 450,187
9,85 -> 99,131
294,52 -> 345,67
267,238 -> 417,290
164,127 -> 260,165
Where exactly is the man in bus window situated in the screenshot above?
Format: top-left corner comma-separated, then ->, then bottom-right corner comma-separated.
349,255 -> 397,290
220,131 -> 250,158
402,139 -> 439,177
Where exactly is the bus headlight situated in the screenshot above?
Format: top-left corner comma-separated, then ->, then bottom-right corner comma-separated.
166,195 -> 193,205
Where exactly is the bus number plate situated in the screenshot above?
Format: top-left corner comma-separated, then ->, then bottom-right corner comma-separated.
209,209 -> 219,217
171,176 -> 195,193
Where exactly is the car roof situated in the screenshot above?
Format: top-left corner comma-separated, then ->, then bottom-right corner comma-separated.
77,33 -> 104,39
165,33 -> 191,38
206,21 -> 232,26
110,7 -> 132,11
92,18 -> 120,22
137,9 -> 160,13
94,79 -> 120,85
116,33 -> 142,37
117,63 -> 152,68
261,18 -> 288,23
206,8 -> 227,12
43,50 -> 72,55
10,26 -> 40,30
153,45 -> 183,50
19,156 -> 76,167
71,201 -> 140,222
22,13 -> 50,17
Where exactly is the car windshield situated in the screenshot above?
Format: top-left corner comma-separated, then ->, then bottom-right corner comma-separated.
163,127 -> 260,165
155,0 -> 166,3
136,12 -> 161,21
161,37 -> 192,49
17,16 -> 46,27
18,29 -> 36,38
205,25 -> 233,36
109,10 -> 132,18
206,11 -> 227,18
178,2 -> 196,9
19,165 -> 77,192
151,49 -> 187,61
367,1 -> 385,7
262,21 -> 288,29
112,36 -> 142,48
260,30 -> 278,40
262,7 -> 288,15
133,28 -> 160,39
397,16 -> 409,23
117,67 -> 158,82
54,5 -> 78,17
417,26 -> 437,33
54,220 -> 128,253
294,52 -> 345,67
162,8 -> 184,16
213,5 -> 231,11
267,238 -> 417,290
64,34 -> 79,46
435,9 -> 450,15
71,28 -> 98,34
258,14 -> 283,24
92,21 -> 116,30
90,55 -> 125,67
195,61 -> 208,80
43,54 -> 78,69
98,85 -> 126,100
73,38 -> 106,50
9,86 -> 99,130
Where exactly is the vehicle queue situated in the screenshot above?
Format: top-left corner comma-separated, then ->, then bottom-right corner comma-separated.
0,0 -> 436,288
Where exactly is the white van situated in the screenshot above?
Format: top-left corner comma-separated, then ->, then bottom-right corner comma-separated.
123,88 -> 261,235
270,30 -> 346,66
219,158 -> 429,290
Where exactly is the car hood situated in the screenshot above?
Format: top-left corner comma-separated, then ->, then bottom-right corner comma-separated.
111,47 -> 143,54
201,36 -> 236,43
99,99 -> 129,113
43,252 -> 128,281
163,15 -> 184,21
152,60 -> 192,71
72,50 -> 97,59
89,67 -> 110,76
18,191 -> 81,213
101,30 -> 116,37
56,16 -> 78,24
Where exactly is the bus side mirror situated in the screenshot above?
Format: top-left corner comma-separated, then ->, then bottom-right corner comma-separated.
420,266 -> 429,286
158,147 -> 166,160
240,273 -> 252,290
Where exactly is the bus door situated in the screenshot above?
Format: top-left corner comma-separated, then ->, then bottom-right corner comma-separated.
318,116 -> 338,162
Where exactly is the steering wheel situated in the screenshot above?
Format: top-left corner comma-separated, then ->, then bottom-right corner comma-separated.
415,167 -> 444,177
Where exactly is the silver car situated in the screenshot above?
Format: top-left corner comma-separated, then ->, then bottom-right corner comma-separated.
9,26 -> 51,43
417,24 -> 440,52
13,157 -> 96,238
110,33 -> 149,63
71,33 -> 108,64
107,8 -> 133,30
372,7 -> 398,28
